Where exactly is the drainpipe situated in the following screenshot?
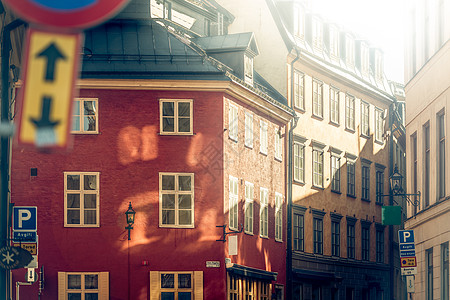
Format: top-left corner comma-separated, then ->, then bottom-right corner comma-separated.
286,47 -> 300,299
1,18 -> 25,300
388,101 -> 394,300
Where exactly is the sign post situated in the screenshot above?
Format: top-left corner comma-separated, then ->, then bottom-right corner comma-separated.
399,230 -> 417,297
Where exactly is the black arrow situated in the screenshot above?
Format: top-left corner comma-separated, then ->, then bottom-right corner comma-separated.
30,96 -> 60,128
36,43 -> 66,82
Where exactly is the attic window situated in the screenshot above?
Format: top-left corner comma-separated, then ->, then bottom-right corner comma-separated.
151,0 -> 172,20
294,5 -> 305,39
375,51 -> 384,82
329,25 -> 339,58
345,34 -> 355,68
244,54 -> 253,85
312,17 -> 323,50
361,42 -> 369,77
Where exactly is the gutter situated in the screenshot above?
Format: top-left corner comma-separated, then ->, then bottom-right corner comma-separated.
286,47 -> 300,299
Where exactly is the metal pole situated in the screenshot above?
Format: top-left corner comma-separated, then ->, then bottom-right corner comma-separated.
389,103 -> 395,300
1,19 -> 25,300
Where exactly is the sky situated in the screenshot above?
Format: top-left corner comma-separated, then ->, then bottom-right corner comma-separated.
310,0 -> 406,83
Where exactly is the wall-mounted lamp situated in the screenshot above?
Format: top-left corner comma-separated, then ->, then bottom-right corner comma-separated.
125,202 -> 136,240
381,165 -> 421,207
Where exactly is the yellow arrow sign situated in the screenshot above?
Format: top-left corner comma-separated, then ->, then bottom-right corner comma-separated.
17,28 -> 82,148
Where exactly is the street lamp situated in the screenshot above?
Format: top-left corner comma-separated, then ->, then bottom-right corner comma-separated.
125,202 -> 136,240
387,164 -> 421,207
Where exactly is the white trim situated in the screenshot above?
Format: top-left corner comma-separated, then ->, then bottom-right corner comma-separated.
71,98 -> 99,134
260,120 -> 268,155
245,112 -> 253,148
159,99 -> 193,135
229,103 -> 238,142
244,181 -> 254,234
229,176 -> 239,231
275,192 -> 283,241
260,187 -> 269,238
274,128 -> 282,161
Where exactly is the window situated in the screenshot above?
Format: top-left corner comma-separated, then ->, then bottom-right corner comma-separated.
361,160 -> 371,201
64,172 -> 99,227
293,212 -> 304,251
217,12 -> 224,35
72,98 -> 98,133
329,25 -> 339,58
361,224 -> 370,261
293,141 -> 305,183
360,42 -> 369,76
275,193 -> 283,241
313,149 -> 324,188
260,120 -> 268,155
412,133 -> 418,215
374,51 -> 384,82
275,128 -> 282,161
293,70 -> 305,110
229,103 -> 238,141
331,153 -> 341,193
426,248 -> 433,300
442,242 -> 449,300
227,274 -> 271,300
150,271 -> 203,300
361,102 -> 369,137
245,112 -> 253,148
244,182 -> 254,234
438,112 -> 445,199
260,188 -> 269,238
376,226 -> 384,263
312,17 -> 323,50
293,5 -> 305,39
160,99 -> 193,135
376,168 -> 384,205
345,35 -> 355,67
58,272 -> 109,300
347,157 -> 356,197
160,173 -> 194,228
331,220 -> 340,257
244,54 -> 254,85
347,220 -> 355,259
375,108 -> 384,143
313,218 -> 323,254
312,79 -> 323,118
424,122 -> 430,207
229,176 -> 239,231
345,94 -> 355,131
330,87 -> 339,124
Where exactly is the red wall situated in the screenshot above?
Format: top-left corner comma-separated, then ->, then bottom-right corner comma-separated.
11,89 -> 227,299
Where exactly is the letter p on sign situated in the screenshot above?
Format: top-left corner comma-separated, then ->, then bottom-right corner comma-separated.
399,230 -> 415,244
13,207 -> 37,231
18,210 -> 31,228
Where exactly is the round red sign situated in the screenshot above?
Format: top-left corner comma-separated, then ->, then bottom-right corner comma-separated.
2,0 -> 130,29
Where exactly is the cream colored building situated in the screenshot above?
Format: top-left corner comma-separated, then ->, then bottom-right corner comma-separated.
404,0 -> 450,299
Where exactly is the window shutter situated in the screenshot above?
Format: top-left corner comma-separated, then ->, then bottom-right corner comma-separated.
99,272 -> 109,300
58,272 -> 66,300
150,271 -> 159,300
194,271 -> 203,300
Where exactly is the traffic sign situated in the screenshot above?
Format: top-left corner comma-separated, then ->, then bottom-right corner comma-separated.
16,28 -> 81,148
401,257 -> 417,268
13,207 -> 37,231
1,0 -> 129,29
402,267 -> 418,275
12,243 -> 38,256
13,231 -> 37,242
399,230 -> 415,244
400,250 -> 416,257
406,275 -> 415,293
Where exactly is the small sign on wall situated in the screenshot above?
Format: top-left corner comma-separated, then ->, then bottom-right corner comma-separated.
228,235 -> 237,256
206,261 -> 220,268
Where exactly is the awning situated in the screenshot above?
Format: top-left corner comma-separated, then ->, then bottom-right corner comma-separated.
226,264 -> 277,281
293,268 -> 340,282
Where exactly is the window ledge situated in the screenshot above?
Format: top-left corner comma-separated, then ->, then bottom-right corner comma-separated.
275,156 -> 283,162
311,114 -> 324,121
374,139 -> 384,146
293,180 -> 305,186
244,144 -> 254,150
244,231 -> 254,236
347,194 -> 356,199
375,201 -> 383,206
361,198 -> 371,203
71,132 -> 99,135
331,190 -> 341,195
260,151 -> 268,156
312,185 -> 324,191
229,137 -> 238,143
345,127 -> 355,134
275,238 -> 283,243
260,235 -> 269,239
294,107 -> 306,114
159,132 -> 194,136
360,133 -> 370,139
329,121 -> 340,127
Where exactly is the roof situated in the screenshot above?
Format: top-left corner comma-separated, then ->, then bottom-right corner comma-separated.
194,32 -> 259,55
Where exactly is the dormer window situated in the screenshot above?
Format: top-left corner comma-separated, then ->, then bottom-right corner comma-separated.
360,42 -> 369,77
151,0 -> 172,20
244,54 -> 254,85
345,34 -> 355,67
329,25 -> 339,58
294,5 -> 305,39
312,17 -> 323,50
374,50 -> 384,82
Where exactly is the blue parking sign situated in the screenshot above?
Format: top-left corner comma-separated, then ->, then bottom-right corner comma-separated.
399,230 -> 415,244
13,207 -> 37,231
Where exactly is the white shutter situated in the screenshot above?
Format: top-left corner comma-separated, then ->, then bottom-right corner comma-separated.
194,271 -> 203,299
99,272 -> 109,300
150,271 -> 160,300
58,272 -> 66,300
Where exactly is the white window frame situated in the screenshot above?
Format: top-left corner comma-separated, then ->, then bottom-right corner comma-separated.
275,128 -> 282,161
329,25 -> 339,58
331,154 -> 341,193
244,181 -> 254,234
375,108 -> 384,143
345,35 -> 355,67
361,101 -> 370,137
330,87 -> 339,125
260,187 -> 269,238
72,98 -> 98,134
58,272 -> 109,300
229,176 -> 239,231
312,79 -> 323,118
293,141 -> 305,183
361,42 -> 369,76
275,192 -> 283,241
160,99 -> 193,135
150,271 -> 203,300
229,103 -> 238,141
159,173 -> 195,228
64,172 -> 100,227
312,17 -> 323,50
244,54 -> 254,85
293,70 -> 305,110
345,94 -> 355,131
260,120 -> 268,155
293,5 -> 305,39
245,112 -> 253,148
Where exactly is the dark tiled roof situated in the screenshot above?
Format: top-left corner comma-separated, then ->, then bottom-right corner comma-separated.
194,32 -> 258,54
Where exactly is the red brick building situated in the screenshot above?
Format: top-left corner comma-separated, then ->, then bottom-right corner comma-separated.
10,3 -> 294,299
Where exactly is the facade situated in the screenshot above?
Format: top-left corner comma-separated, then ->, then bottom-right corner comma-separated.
10,1 -> 294,299
404,0 -> 450,299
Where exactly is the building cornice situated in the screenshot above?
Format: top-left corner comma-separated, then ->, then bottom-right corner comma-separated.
77,78 -> 294,123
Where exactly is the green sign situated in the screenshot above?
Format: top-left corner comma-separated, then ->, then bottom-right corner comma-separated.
382,206 -> 402,225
